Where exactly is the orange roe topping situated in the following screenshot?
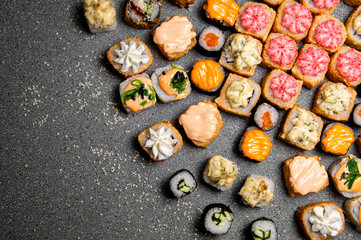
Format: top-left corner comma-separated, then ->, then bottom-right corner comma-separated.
191,60 -> 224,91
358,108 -> 361,118
203,0 -> 240,27
204,33 -> 219,47
261,112 -> 272,130
241,129 -> 273,161
321,124 -> 355,155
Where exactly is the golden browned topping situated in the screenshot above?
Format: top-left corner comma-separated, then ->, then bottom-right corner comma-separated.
206,155 -> 237,187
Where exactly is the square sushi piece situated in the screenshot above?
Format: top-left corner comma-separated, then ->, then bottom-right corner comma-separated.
124,0 -> 163,29
138,121 -> 183,161
219,34 -> 262,77
306,14 -> 346,54
152,14 -> 196,60
299,0 -> 340,15
345,6 -> 361,52
179,99 -> 223,148
312,81 -> 356,122
282,154 -> 328,197
291,44 -> 330,89
202,155 -> 238,191
321,123 -> 355,155
262,33 -> 298,71
235,2 -> 276,42
272,0 -> 313,42
238,174 -> 274,208
261,69 -> 302,110
215,73 -> 261,117
296,202 -> 345,240
84,0 -> 117,33
327,46 -> 361,87
278,105 -> 323,151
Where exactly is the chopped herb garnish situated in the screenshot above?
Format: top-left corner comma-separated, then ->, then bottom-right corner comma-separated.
170,63 -> 188,72
170,71 -> 188,94
140,100 -> 148,106
340,157 -> 361,189
121,79 -> 156,106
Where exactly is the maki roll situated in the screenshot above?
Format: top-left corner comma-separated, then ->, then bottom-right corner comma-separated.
151,64 -> 191,103
84,0 -> 117,33
353,104 -> 361,126
169,169 -> 196,198
248,217 -> 277,240
124,0 -> 163,29
254,103 -> 279,131
202,203 -> 233,235
197,26 -> 225,56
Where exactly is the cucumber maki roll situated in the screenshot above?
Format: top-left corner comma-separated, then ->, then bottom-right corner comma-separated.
169,169 -> 196,198
249,217 -> 277,240
202,203 -> 233,235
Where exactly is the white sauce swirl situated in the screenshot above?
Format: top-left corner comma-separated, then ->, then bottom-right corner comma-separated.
144,126 -> 176,160
309,205 -> 343,237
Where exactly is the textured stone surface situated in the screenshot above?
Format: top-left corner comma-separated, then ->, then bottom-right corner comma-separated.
0,0 -> 360,239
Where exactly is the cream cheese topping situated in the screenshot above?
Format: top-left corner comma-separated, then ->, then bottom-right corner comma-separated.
238,178 -> 274,207
354,14 -> 361,35
318,83 -> 352,114
309,205 -> 343,237
144,126 -> 176,160
206,155 -> 237,187
287,109 -> 319,146
113,40 -> 150,73
84,0 -> 116,28
226,80 -> 255,108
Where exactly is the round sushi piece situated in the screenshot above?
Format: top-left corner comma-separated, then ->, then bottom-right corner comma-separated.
202,203 -> 234,235
353,104 -> 361,126
169,169 -> 196,198
191,60 -> 225,92
151,64 -> 191,103
321,123 -> 355,155
249,217 -> 277,240
254,103 -> 279,131
197,26 -> 225,56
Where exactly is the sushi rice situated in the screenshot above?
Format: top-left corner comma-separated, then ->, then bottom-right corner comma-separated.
203,203 -> 233,235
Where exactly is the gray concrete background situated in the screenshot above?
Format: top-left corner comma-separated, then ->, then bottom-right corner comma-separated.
1,0 -> 360,239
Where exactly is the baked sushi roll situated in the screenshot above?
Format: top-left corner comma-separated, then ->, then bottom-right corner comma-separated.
179,99 -> 224,148
169,169 -> 196,198
278,105 -> 323,151
197,26 -> 225,56
202,155 -> 238,191
306,14 -> 346,54
345,6 -> 361,51
235,2 -> 276,43
312,81 -> 356,122
353,104 -> 361,126
254,103 -> 279,131
107,38 -> 153,78
343,0 -> 361,7
327,46 -> 361,87
138,121 -> 183,161
282,154 -> 328,197
321,123 -> 355,155
203,0 -> 240,28
260,0 -> 283,7
272,0 -> 313,42
291,44 -> 330,90
124,0 -> 163,29
329,154 -> 361,198
120,73 -> 156,115
356,135 -> 361,156
238,174 -> 274,208
344,196 -> 361,231
190,60 -> 225,92
219,34 -> 262,78
239,127 -> 273,162
262,33 -> 298,71
151,64 -> 191,103
296,201 -> 345,240
300,0 -> 340,15
169,0 -> 194,8
84,0 -> 117,33
215,73 -> 261,117
152,14 -> 196,61
202,203 -> 234,235
261,69 -> 303,110
249,217 -> 278,240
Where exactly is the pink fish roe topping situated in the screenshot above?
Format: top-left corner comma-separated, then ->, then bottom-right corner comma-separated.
313,0 -> 340,10
240,5 -> 269,34
270,73 -> 298,102
336,49 -> 361,82
314,20 -> 343,50
297,47 -> 329,76
281,3 -> 312,34
266,35 -> 297,66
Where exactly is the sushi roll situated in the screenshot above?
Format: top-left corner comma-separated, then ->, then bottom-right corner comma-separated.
169,169 -> 196,198
344,196 -> 361,231
202,155 -> 238,191
321,123 -> 355,155
248,217 -> 278,240
84,0 -> 117,34
203,0 -> 240,29
239,127 -> 273,162
202,203 -> 234,235
254,103 -> 279,131
124,0 -> 163,29
197,26 -> 225,56
169,0 -> 195,8
354,104 -> 361,126
190,60 -> 225,92
345,5 -> 361,51
151,64 -> 191,103
300,0 -> 340,15
119,73 -> 156,115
